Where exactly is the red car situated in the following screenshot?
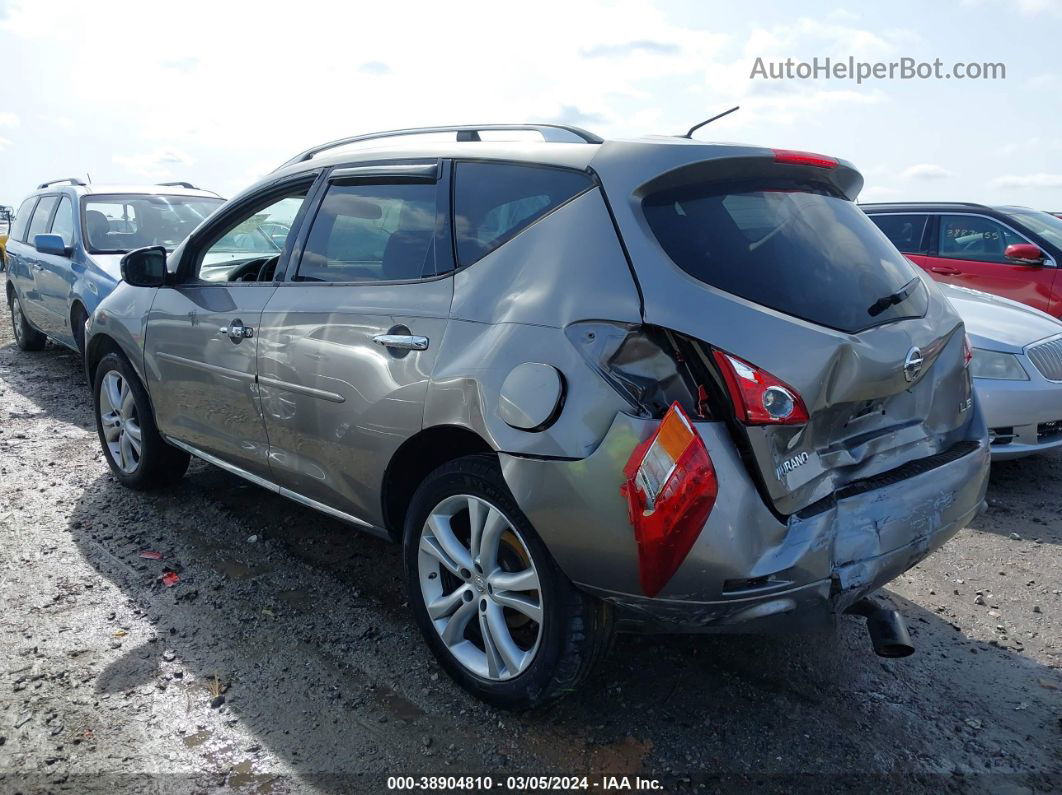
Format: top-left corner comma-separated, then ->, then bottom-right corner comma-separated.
863,202 -> 1062,318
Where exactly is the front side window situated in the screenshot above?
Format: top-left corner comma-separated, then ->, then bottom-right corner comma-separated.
296,181 -> 438,283
83,194 -> 223,254
867,214 -> 929,254
197,191 -> 307,283
643,179 -> 927,334
453,162 -> 593,267
938,215 -> 1028,263
9,197 -> 37,242
50,196 -> 75,247
27,195 -> 59,241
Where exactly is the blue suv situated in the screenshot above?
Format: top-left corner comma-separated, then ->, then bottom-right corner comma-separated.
5,178 -> 223,353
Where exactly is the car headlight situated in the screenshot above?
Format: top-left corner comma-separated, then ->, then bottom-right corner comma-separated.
970,349 -> 1029,380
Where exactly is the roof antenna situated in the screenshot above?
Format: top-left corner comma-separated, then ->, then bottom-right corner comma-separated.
85,172 -> 92,184
682,106 -> 740,139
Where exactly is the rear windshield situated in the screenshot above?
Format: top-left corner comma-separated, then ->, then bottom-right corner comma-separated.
643,180 -> 927,334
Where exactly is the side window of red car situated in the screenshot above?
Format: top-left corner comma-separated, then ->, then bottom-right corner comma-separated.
938,215 -> 1029,264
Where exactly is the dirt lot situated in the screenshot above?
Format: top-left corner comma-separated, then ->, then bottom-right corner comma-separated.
0,273 -> 1059,794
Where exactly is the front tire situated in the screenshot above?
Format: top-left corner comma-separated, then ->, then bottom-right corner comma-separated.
9,291 -> 46,351
404,454 -> 612,709
93,351 -> 190,489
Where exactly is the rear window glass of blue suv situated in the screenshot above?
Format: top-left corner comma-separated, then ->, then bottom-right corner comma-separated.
643,180 -> 927,334
453,162 -> 593,266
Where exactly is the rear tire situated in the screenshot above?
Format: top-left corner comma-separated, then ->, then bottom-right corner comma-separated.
404,454 -> 613,709
9,291 -> 46,351
93,351 -> 190,489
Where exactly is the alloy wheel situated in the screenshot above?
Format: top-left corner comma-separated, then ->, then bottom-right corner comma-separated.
11,295 -> 24,344
418,494 -> 543,680
99,370 -> 142,474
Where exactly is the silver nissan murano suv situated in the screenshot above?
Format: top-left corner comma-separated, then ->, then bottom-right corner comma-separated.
82,124 -> 990,707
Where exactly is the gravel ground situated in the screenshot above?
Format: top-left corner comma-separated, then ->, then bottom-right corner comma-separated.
0,273 -> 1059,794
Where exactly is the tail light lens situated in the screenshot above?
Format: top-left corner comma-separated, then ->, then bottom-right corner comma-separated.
712,349 -> 809,425
621,403 -> 718,597
962,333 -> 973,368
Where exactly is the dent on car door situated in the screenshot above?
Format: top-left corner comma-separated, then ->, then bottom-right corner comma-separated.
925,214 -> 1056,311
256,163 -> 451,527
144,182 -> 314,479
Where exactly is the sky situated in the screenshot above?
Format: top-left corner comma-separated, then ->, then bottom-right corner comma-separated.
1,0 -> 1061,209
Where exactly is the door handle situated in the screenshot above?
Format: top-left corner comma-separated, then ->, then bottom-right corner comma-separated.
372,334 -> 428,351
930,266 -> 961,275
31,262 -> 44,271
219,320 -> 254,341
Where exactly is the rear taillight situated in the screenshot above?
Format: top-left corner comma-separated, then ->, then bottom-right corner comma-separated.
712,349 -> 809,425
621,403 -> 718,597
962,333 -> 973,368
772,149 -> 838,169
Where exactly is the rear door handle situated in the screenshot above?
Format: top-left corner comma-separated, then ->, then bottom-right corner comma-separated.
372,334 -> 429,351
930,266 -> 961,275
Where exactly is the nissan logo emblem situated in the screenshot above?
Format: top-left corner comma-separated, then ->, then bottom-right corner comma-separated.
903,346 -> 924,382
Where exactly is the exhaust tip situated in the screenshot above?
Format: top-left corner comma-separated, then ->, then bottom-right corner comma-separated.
848,597 -> 916,658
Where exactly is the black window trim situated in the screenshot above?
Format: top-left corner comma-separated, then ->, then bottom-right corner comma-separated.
450,158 -> 599,271
280,159 -> 456,287
178,172 -> 324,286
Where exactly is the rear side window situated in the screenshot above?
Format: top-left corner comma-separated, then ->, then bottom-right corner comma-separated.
867,213 -> 929,254
453,162 -> 593,267
297,181 -> 438,282
27,195 -> 59,241
643,180 -> 927,334
9,197 -> 37,241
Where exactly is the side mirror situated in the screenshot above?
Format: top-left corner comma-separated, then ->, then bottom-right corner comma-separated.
120,246 -> 168,287
34,233 -> 71,257
1004,242 -> 1046,265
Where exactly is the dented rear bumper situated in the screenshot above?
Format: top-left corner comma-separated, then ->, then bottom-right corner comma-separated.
500,411 -> 989,633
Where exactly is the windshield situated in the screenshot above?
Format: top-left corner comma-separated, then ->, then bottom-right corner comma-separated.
1002,208 -> 1062,250
643,179 -> 927,334
83,194 -> 223,253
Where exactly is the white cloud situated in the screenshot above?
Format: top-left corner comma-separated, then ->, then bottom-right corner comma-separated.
0,137 -> 12,151
0,112 -> 19,128
901,164 -> 954,180
112,148 -> 194,179
860,185 -> 901,200
992,173 -> 1062,189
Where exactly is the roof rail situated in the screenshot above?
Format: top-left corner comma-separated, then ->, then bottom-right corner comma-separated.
860,201 -> 989,208
275,124 -> 603,171
38,177 -> 87,189
157,181 -> 199,190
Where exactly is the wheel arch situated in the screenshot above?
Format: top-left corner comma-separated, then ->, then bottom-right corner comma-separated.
381,425 -> 494,541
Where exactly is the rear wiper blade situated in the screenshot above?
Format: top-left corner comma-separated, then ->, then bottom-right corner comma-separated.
867,278 -> 920,317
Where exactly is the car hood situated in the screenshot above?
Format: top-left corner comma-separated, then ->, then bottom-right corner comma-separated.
938,283 -> 1062,353
88,253 -> 125,281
